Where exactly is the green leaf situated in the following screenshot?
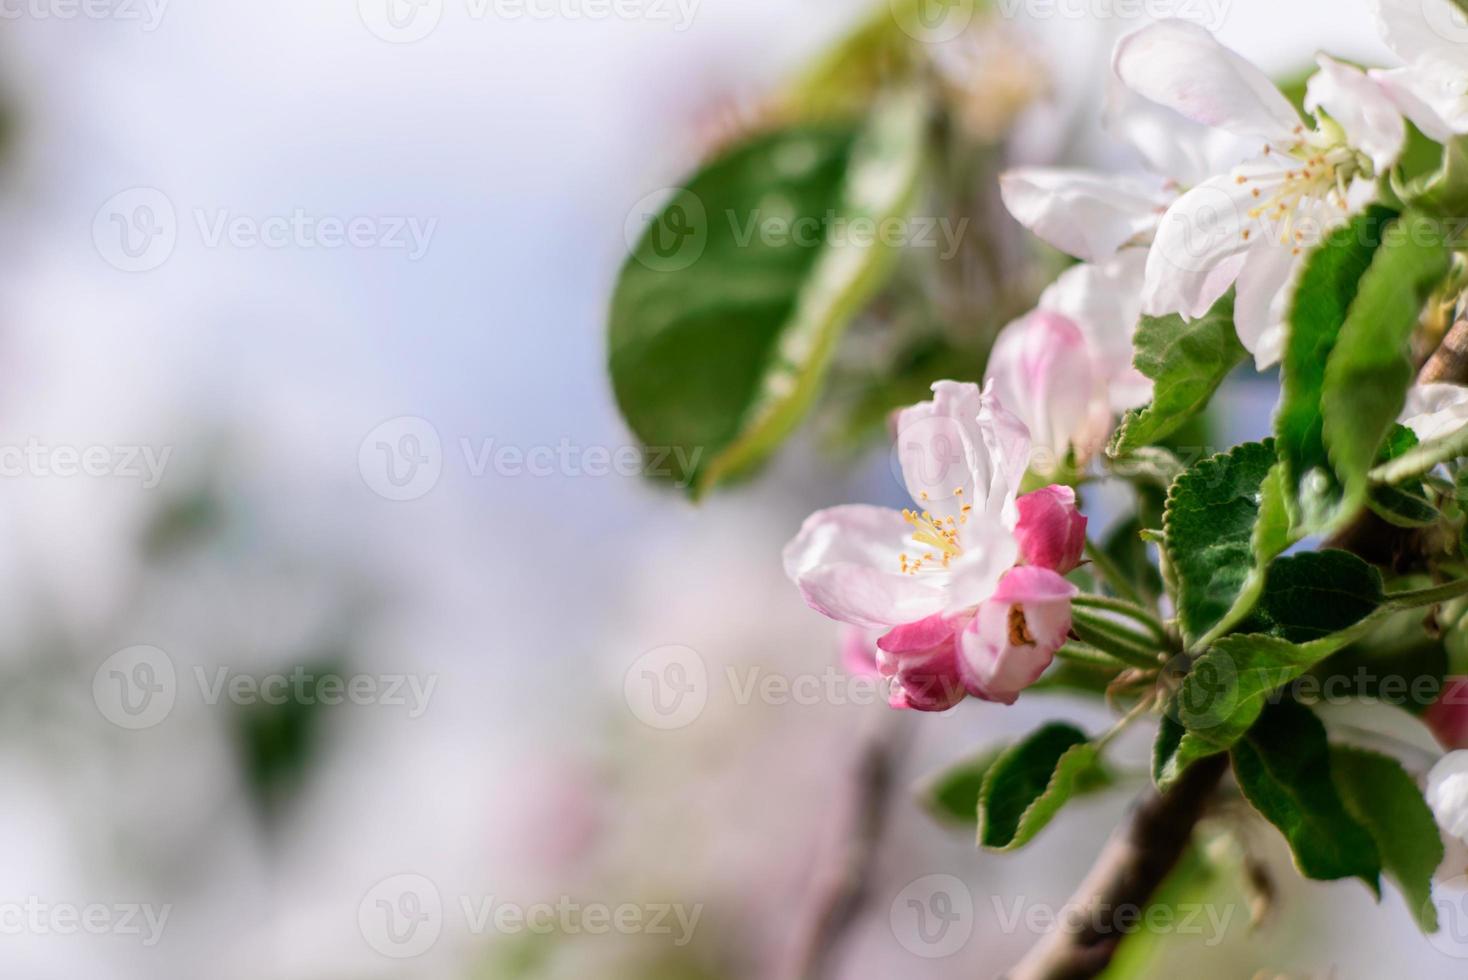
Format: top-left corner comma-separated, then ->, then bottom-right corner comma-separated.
1331,745 -> 1443,932
923,741 -> 1109,827
1276,205 -> 1398,531
1371,421 -> 1468,485
1109,291 -> 1245,455
1231,701 -> 1380,889
1321,211 -> 1452,518
1163,441 -> 1293,650
920,746 -> 1005,826
609,91 -> 927,496
1157,551 -> 1385,789
978,723 -> 1104,851
1402,135 -> 1468,218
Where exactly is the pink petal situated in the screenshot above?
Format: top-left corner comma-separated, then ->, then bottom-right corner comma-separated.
986,310 -> 1102,471
1428,678 -> 1468,751
876,613 -> 969,712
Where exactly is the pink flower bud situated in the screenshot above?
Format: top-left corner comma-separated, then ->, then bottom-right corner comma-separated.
1015,485 -> 1087,574
875,613 -> 969,712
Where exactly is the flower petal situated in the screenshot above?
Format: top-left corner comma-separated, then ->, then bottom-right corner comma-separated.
1113,20 -> 1302,146
998,167 -> 1169,262
1373,0 -> 1468,69
1427,677 -> 1468,750
1371,61 -> 1468,142
945,518 -> 1021,615
894,380 -> 1028,524
1039,250 -> 1152,411
1232,239 -> 1302,369
1306,56 -> 1405,172
1104,75 -> 1257,186
783,505 -> 946,629
1401,382 -> 1468,440
1143,169 -> 1263,319
1428,750 -> 1468,844
958,567 -> 1076,705
986,310 -> 1102,471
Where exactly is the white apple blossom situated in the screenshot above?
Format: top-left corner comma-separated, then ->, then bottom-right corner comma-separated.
1121,20 -> 1406,368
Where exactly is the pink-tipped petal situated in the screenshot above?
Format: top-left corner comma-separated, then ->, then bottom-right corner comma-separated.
1428,678 -> 1468,751
783,505 -> 947,630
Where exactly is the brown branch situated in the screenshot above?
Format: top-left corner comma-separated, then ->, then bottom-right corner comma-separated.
787,711 -> 914,980
1004,754 -> 1228,980
1418,318 -> 1468,384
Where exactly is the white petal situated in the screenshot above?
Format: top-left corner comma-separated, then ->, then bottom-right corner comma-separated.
1142,168 -> 1268,319
999,167 -> 1168,262
945,520 -> 1021,615
1428,750 -> 1468,844
1104,75 -> 1257,186
1113,20 -> 1302,146
782,505 -> 947,630
1401,382 -> 1468,441
1306,56 -> 1405,172
1040,250 -> 1151,411
1373,0 -> 1468,69
1233,240 -> 1302,369
1371,61 -> 1468,141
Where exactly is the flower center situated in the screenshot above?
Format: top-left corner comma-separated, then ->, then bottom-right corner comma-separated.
1237,130 -> 1365,253
899,488 -> 972,575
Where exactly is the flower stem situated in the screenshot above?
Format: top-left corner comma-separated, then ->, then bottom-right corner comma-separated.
1386,576 -> 1468,610
1072,594 -> 1168,645
1070,610 -> 1164,671
1082,537 -> 1148,608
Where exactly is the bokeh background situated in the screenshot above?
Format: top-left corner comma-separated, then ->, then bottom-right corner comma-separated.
0,0 -> 1455,977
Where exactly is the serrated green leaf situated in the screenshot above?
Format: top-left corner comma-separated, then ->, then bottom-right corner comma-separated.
978,723 -> 1104,851
1231,701 -> 1381,889
1372,421 -> 1468,486
1109,291 -> 1245,455
1163,441 -> 1294,650
609,91 -> 927,496
1276,205 -> 1398,531
1332,745 -> 1443,932
1322,211 -> 1452,519
1157,551 -> 1385,789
